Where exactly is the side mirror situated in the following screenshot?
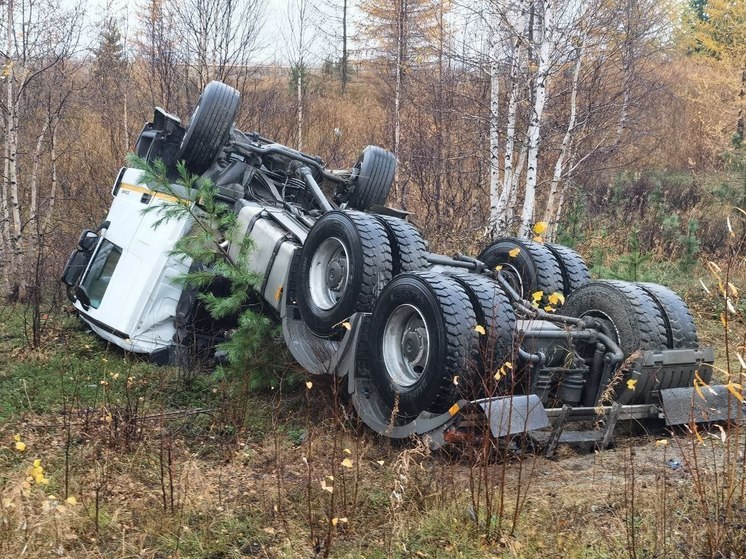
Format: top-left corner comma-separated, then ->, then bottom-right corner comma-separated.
78,230 -> 98,252
75,285 -> 91,310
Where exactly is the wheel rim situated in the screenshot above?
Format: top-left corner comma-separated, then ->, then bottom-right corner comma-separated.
498,263 -> 524,298
382,304 -> 431,389
308,237 -> 350,310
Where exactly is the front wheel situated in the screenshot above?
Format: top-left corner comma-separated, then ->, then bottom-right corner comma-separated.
178,81 -> 240,175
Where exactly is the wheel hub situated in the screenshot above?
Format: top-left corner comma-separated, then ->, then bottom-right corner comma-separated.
309,237 -> 350,310
383,305 -> 431,389
326,259 -> 347,291
401,328 -> 425,363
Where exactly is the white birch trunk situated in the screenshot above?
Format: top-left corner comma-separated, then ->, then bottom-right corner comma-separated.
492,19 -> 524,235
5,0 -> 22,283
487,25 -> 500,234
519,0 -> 554,238
543,38 -> 585,233
394,0 -> 405,206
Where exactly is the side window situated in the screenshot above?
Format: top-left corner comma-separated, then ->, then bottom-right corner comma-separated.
80,240 -> 122,308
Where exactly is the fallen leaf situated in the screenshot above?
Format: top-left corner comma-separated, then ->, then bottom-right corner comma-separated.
341,321 -> 352,331
626,379 -> 637,391
508,247 -> 520,258
452,376 -> 459,385
341,458 -> 353,469
15,441 -> 26,452
474,324 -> 486,335
494,265 -> 503,271
306,381 -> 313,390
655,439 -> 668,447
532,291 -> 544,302
65,496 -> 78,505
548,292 -> 565,305
343,448 -> 352,455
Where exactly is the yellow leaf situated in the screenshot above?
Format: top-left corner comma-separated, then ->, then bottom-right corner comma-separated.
343,448 -> 352,455
15,441 -> 26,452
65,496 -> 78,505
533,221 -> 548,235
33,459 -> 41,468
543,305 -> 554,312
655,439 -> 668,447
12,434 -> 20,442
532,291 -> 544,302
341,458 -> 353,469
341,321 -> 351,331
725,382 -> 744,403
548,292 -> 565,305
532,235 -> 544,243
720,312 -> 728,329
626,379 -> 638,391
306,381 -> 313,390
494,265 -> 503,271
508,247 -> 520,258
474,324 -> 486,335
320,479 -> 334,493
332,517 -> 339,526
274,285 -> 283,302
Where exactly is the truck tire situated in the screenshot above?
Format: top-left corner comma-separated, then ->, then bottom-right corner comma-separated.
368,271 -> 479,418
444,272 -> 515,374
178,81 -> 240,175
298,210 -> 392,337
562,280 -> 668,404
478,237 -> 564,299
374,215 -> 428,274
348,146 -> 395,210
545,243 -> 591,295
636,283 -> 699,349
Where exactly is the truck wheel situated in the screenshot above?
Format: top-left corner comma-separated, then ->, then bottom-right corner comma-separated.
562,280 -> 668,404
348,146 -> 395,210
368,272 -> 479,419
178,81 -> 240,175
478,237 -> 564,299
636,283 -> 699,349
298,210 -> 392,337
545,243 -> 590,295
374,215 -> 428,274
444,272 -> 515,381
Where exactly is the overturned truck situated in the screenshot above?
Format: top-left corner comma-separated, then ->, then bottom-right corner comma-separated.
62,81 -> 739,450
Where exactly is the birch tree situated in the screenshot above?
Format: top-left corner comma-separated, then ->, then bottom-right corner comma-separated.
0,0 -> 84,298
518,0 -> 555,237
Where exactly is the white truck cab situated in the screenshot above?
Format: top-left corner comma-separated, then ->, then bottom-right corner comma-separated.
63,167 -> 193,360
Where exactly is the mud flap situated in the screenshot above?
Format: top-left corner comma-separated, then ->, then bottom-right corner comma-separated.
661,385 -> 744,426
478,395 -> 550,437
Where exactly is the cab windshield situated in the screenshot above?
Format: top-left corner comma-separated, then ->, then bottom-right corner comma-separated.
80,239 -> 122,308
